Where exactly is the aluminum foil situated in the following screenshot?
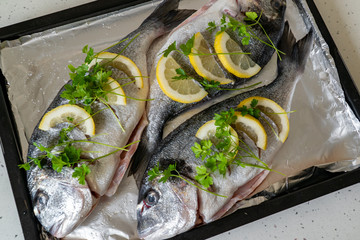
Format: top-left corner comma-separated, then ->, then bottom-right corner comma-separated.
1,0 -> 360,239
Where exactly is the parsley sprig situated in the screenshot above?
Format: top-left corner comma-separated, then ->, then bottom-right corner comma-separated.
207,12 -> 285,60
20,124 -> 138,185
192,107 -> 277,190
161,34 -> 249,58
61,34 -> 152,131
161,35 -> 195,57
172,67 -> 262,91
148,163 -> 227,198
61,45 -> 113,114
238,99 -> 261,119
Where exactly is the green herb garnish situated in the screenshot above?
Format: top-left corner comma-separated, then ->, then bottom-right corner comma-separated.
161,35 -> 195,57
148,163 -> 227,198
172,67 -> 262,91
207,12 -> 285,59
237,99 -> 261,118
19,125 -> 138,185
191,108 -> 279,190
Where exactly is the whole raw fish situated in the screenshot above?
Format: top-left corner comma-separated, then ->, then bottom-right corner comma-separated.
137,22 -> 314,239
131,0 -> 287,184
25,0 -> 195,237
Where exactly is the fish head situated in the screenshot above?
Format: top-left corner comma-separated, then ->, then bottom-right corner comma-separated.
28,166 -> 94,237
237,0 -> 286,22
137,175 -> 198,239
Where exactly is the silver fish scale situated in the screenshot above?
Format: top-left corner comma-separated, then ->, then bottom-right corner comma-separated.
25,0 -> 198,237
137,21 -> 314,238
132,0 -> 287,184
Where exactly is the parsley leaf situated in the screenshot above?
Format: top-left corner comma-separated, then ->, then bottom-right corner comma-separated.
172,68 -> 192,81
161,41 -> 177,57
73,164 -> 91,185
63,145 -> 81,164
195,166 -> 213,188
18,163 -> 30,171
191,140 -> 212,160
206,21 -> 217,33
148,163 -> 162,181
159,164 -> 177,183
199,79 -> 221,90
245,12 -> 258,21
237,99 -> 261,118
148,162 -> 226,198
179,35 -> 195,56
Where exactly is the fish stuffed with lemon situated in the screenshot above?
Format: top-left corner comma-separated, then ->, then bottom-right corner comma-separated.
137,22 -> 314,239
131,0 -> 287,185
22,1 -> 195,237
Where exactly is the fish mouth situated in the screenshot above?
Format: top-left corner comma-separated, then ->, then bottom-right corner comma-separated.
136,201 -> 158,239
49,215 -> 66,238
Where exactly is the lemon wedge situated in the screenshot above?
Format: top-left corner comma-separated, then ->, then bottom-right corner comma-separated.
102,77 -> 126,105
156,55 -> 208,103
238,96 -> 289,143
214,31 -> 261,78
88,52 -> 143,88
233,112 -> 267,150
189,32 -> 233,84
39,104 -> 95,136
195,120 -> 239,153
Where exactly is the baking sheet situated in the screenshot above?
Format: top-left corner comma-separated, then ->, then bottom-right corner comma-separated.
1,0 -> 360,239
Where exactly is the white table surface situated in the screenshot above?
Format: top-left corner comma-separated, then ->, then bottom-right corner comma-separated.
0,0 -> 360,239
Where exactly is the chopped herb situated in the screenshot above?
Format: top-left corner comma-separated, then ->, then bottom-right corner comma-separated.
73,164 -> 91,185
191,107 -> 276,189
195,165 -> 213,188
172,68 -> 262,91
161,35 -> 195,57
237,99 -> 261,118
162,41 -> 177,57
207,12 -> 285,59
172,68 -> 192,81
148,163 -> 227,198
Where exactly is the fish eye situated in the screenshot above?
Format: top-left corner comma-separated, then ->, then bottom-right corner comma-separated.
271,0 -> 282,10
145,191 -> 159,207
34,191 -> 49,208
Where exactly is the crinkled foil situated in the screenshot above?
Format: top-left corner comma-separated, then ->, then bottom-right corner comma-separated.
1,0 -> 360,239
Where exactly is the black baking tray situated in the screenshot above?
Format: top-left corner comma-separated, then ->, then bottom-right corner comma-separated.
0,0 -> 359,239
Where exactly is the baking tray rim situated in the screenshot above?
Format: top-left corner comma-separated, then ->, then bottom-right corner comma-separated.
0,0 -> 360,239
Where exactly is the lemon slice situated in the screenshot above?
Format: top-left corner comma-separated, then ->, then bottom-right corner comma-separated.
214,31 -> 261,78
189,32 -> 233,84
102,77 -> 126,105
195,120 -> 239,153
88,52 -> 143,88
233,112 -> 267,150
39,104 -> 95,136
238,96 -> 289,143
156,55 -> 208,103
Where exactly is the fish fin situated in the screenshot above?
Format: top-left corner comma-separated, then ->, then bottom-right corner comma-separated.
209,170 -> 269,222
278,21 -> 314,74
141,0 -> 196,31
129,136 -> 151,187
106,113 -> 148,196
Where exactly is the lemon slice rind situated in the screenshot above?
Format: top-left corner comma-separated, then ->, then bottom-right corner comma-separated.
88,52 -> 143,89
195,120 -> 239,153
156,55 -> 208,104
233,112 -> 267,150
102,77 -> 126,106
39,104 -> 95,136
238,96 -> 289,143
189,32 -> 233,85
214,31 -> 261,78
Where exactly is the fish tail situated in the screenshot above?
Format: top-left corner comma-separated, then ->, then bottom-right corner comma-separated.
277,21 -> 314,74
141,0 -> 195,31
